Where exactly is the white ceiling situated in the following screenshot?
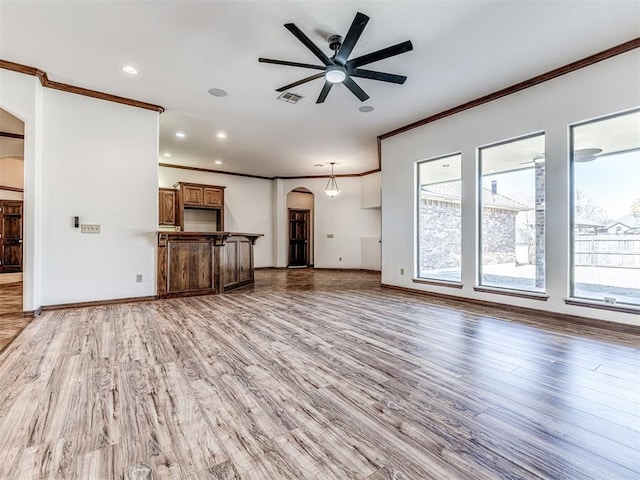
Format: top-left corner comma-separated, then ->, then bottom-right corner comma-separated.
1,0 -> 638,177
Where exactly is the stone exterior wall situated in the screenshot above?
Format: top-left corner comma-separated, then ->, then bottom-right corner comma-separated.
482,207 -> 517,264
419,198 -> 519,271
419,199 -> 461,271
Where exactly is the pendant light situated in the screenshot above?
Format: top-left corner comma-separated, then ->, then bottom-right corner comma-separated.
324,162 -> 341,198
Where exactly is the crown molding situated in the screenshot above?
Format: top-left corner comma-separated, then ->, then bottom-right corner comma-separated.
0,59 -> 164,113
378,37 -> 640,146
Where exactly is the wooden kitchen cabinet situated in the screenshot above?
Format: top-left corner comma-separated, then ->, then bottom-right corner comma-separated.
158,188 -> 177,226
174,182 -> 226,231
175,182 -> 224,208
223,236 -> 254,290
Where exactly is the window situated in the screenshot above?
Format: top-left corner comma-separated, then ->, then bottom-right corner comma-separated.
570,109 -> 640,307
417,153 -> 462,283
479,133 -> 546,293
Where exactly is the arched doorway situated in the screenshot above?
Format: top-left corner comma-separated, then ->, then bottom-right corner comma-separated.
286,188 -> 314,267
0,108 -> 25,316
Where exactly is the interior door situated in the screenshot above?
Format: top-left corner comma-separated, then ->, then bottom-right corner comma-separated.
0,201 -> 23,273
288,209 -> 309,267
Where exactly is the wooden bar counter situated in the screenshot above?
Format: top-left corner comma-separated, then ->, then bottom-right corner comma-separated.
157,231 -> 262,299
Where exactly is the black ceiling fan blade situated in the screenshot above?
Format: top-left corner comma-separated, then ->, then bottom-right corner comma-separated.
316,81 -> 334,103
349,68 -> 407,84
343,77 -> 369,102
284,23 -> 333,66
276,73 -> 326,92
259,58 -> 326,71
346,40 -> 413,69
334,12 -> 369,66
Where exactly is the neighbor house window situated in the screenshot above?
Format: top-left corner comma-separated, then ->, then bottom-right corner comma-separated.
417,153 -> 462,283
570,109 -> 640,307
479,133 -> 546,292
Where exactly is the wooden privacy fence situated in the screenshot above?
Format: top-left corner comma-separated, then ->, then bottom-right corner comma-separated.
574,234 -> 640,268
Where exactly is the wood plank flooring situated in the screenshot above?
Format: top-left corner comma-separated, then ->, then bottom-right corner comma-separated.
0,281 -> 30,353
0,269 -> 638,479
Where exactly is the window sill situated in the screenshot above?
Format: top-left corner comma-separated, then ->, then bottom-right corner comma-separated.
413,278 -> 463,289
564,298 -> 640,315
474,286 -> 548,301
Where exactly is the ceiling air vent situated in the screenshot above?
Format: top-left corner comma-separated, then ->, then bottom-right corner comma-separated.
277,91 -> 303,104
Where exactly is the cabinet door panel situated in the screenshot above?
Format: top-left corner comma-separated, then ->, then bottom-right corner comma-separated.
203,188 -> 223,207
168,241 -> 212,292
183,186 -> 204,206
159,189 -> 177,225
239,240 -> 252,282
224,241 -> 238,287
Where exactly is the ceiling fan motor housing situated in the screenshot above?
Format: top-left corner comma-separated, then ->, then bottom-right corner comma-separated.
328,34 -> 343,52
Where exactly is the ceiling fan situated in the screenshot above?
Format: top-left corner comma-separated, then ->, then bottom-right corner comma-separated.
258,12 -> 413,104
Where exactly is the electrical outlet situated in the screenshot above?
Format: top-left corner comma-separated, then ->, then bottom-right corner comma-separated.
136,274 -> 143,283
400,268 -> 405,275
81,224 -> 101,234
604,297 -> 617,305
327,234 -> 334,239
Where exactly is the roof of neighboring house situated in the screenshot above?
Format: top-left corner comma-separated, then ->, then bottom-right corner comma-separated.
575,217 -> 604,227
605,214 -> 640,229
420,181 -> 530,211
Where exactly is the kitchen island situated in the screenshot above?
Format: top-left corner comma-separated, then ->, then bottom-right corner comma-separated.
157,231 -> 262,299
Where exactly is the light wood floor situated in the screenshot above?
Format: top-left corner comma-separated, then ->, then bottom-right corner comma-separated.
0,269 -> 638,479
0,282 -> 29,353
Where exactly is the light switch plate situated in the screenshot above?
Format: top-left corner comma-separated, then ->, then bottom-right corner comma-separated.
81,224 -> 101,234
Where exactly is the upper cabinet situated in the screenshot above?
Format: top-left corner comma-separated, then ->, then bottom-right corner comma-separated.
177,182 -> 225,208
174,182 -> 226,231
158,188 -> 177,226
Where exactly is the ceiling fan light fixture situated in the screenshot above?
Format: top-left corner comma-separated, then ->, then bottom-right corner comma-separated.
325,66 -> 346,84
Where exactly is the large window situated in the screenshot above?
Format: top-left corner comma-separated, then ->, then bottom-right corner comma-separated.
570,109 -> 640,307
479,133 -> 546,293
417,153 -> 462,282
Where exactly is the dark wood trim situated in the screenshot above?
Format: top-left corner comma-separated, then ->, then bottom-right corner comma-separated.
0,185 -> 24,193
0,59 -> 164,113
413,277 -> 463,289
160,162 -> 382,181
565,298 -> 640,315
41,295 -> 157,311
0,131 -> 24,139
159,162 -> 272,180
382,283 -> 640,334
312,267 -> 382,274
474,285 -> 549,301
379,37 -> 640,142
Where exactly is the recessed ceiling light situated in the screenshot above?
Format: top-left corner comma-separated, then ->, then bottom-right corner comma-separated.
214,160 -> 222,165
359,105 -> 374,113
442,164 -> 450,167
314,163 -> 324,167
121,65 -> 138,75
217,132 -> 227,139
175,132 -> 186,138
163,152 -> 171,157
208,88 -> 228,97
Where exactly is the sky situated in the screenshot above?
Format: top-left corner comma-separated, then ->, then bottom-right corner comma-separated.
482,151 -> 639,221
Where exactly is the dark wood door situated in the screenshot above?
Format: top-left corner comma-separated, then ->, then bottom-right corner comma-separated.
0,201 -> 23,273
288,209 -> 309,267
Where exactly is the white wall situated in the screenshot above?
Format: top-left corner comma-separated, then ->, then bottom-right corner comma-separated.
159,167 -> 274,268
40,89 -> 159,305
0,69 -> 42,311
381,49 -> 640,326
278,176 -> 380,269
